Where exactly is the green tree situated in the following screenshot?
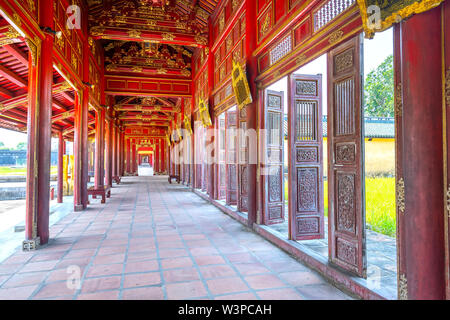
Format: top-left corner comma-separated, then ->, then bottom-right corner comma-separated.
16,142 -> 27,150
0,141 -> 4,147
364,54 -> 394,117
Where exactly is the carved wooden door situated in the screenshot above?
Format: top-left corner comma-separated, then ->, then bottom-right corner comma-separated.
288,75 -> 324,240
226,109 -> 238,205
327,34 -> 367,278
238,108 -> 248,212
263,90 -> 285,225
217,115 -> 226,200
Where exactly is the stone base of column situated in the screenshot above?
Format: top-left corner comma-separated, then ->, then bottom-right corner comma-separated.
74,204 -> 84,212
22,237 -> 40,251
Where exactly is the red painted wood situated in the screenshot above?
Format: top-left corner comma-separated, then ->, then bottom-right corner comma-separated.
444,0 -> 450,300
35,0 -> 54,244
105,107 -> 113,187
263,89 -> 285,225
400,7 -> 445,299
94,108 -> 105,189
126,138 -> 131,174
156,139 -> 160,174
57,130 -> 64,203
288,74 -> 324,240
246,0 -> 258,227
327,34 -> 366,278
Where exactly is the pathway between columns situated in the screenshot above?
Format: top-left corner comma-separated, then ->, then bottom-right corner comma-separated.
0,176 -> 351,300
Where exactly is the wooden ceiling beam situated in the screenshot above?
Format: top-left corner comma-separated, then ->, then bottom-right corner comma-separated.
90,26 -> 207,48
2,44 -> 28,67
0,64 -> 28,87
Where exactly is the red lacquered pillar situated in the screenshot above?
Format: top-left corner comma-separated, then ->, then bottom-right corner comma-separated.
132,140 -> 137,174
111,123 -> 117,181
105,106 -> 113,188
94,108 -> 105,189
57,130 -> 64,203
400,6 -> 446,299
245,0 -> 258,227
23,0 -> 55,247
126,137 -> 131,174
443,1 -> 450,300
155,140 -> 160,174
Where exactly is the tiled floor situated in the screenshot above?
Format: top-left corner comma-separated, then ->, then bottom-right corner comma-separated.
0,175 -> 352,300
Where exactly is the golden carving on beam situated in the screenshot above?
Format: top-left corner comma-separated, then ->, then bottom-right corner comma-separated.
357,0 -> 444,39
328,30 -> 344,44
175,22 -> 187,29
296,54 -> 307,66
13,13 -> 21,27
226,37 -> 233,52
398,273 -> 408,300
71,53 -> 78,71
157,68 -> 168,74
25,37 -> 39,67
395,83 -> 403,117
397,178 -> 405,214
181,69 -> 191,77
128,29 -> 141,38
162,33 -> 175,41
26,0 -> 36,12
445,68 -> 450,107
184,115 -> 193,136
132,66 -> 143,72
218,12 -> 225,34
106,64 -> 118,72
90,26 -> 105,37
147,20 -> 157,27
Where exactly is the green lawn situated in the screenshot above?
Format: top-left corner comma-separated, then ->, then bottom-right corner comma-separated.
285,177 -> 396,237
0,166 -> 57,176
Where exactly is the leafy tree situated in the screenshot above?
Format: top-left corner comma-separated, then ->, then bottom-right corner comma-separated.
364,54 -> 394,117
0,141 -> 4,147
16,142 -> 27,150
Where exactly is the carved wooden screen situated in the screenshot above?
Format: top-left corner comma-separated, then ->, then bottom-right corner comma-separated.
263,90 -> 285,225
217,115 -> 226,200
288,75 -> 324,240
327,34 -> 367,278
238,108 -> 249,212
226,109 -> 238,205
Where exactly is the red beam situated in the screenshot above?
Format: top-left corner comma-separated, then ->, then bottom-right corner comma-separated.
0,64 -> 28,87
3,44 -> 28,67
90,26 -> 207,48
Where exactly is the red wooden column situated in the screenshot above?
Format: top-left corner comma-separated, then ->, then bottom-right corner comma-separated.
159,139 -> 166,174
23,0 -> 54,248
132,140 -> 137,174
111,123 -> 117,181
399,7 -> 446,299
155,140 -> 160,174
105,106 -> 113,188
245,0 -> 257,227
57,130 -> 64,203
94,108 -> 105,189
444,1 -> 450,300
126,137 -> 131,174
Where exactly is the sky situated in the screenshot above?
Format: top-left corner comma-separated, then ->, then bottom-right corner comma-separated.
0,30 -> 393,149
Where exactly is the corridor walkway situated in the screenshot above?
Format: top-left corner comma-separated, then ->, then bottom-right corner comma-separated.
0,176 -> 351,300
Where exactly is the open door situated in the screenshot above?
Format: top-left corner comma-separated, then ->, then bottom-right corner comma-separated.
226,109 -> 238,205
238,108 -> 248,212
217,115 -> 226,200
327,34 -> 367,278
288,75 -> 324,240
263,90 -> 285,224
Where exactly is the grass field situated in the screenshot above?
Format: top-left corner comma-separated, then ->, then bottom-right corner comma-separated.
285,177 -> 396,237
0,166 -> 57,176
